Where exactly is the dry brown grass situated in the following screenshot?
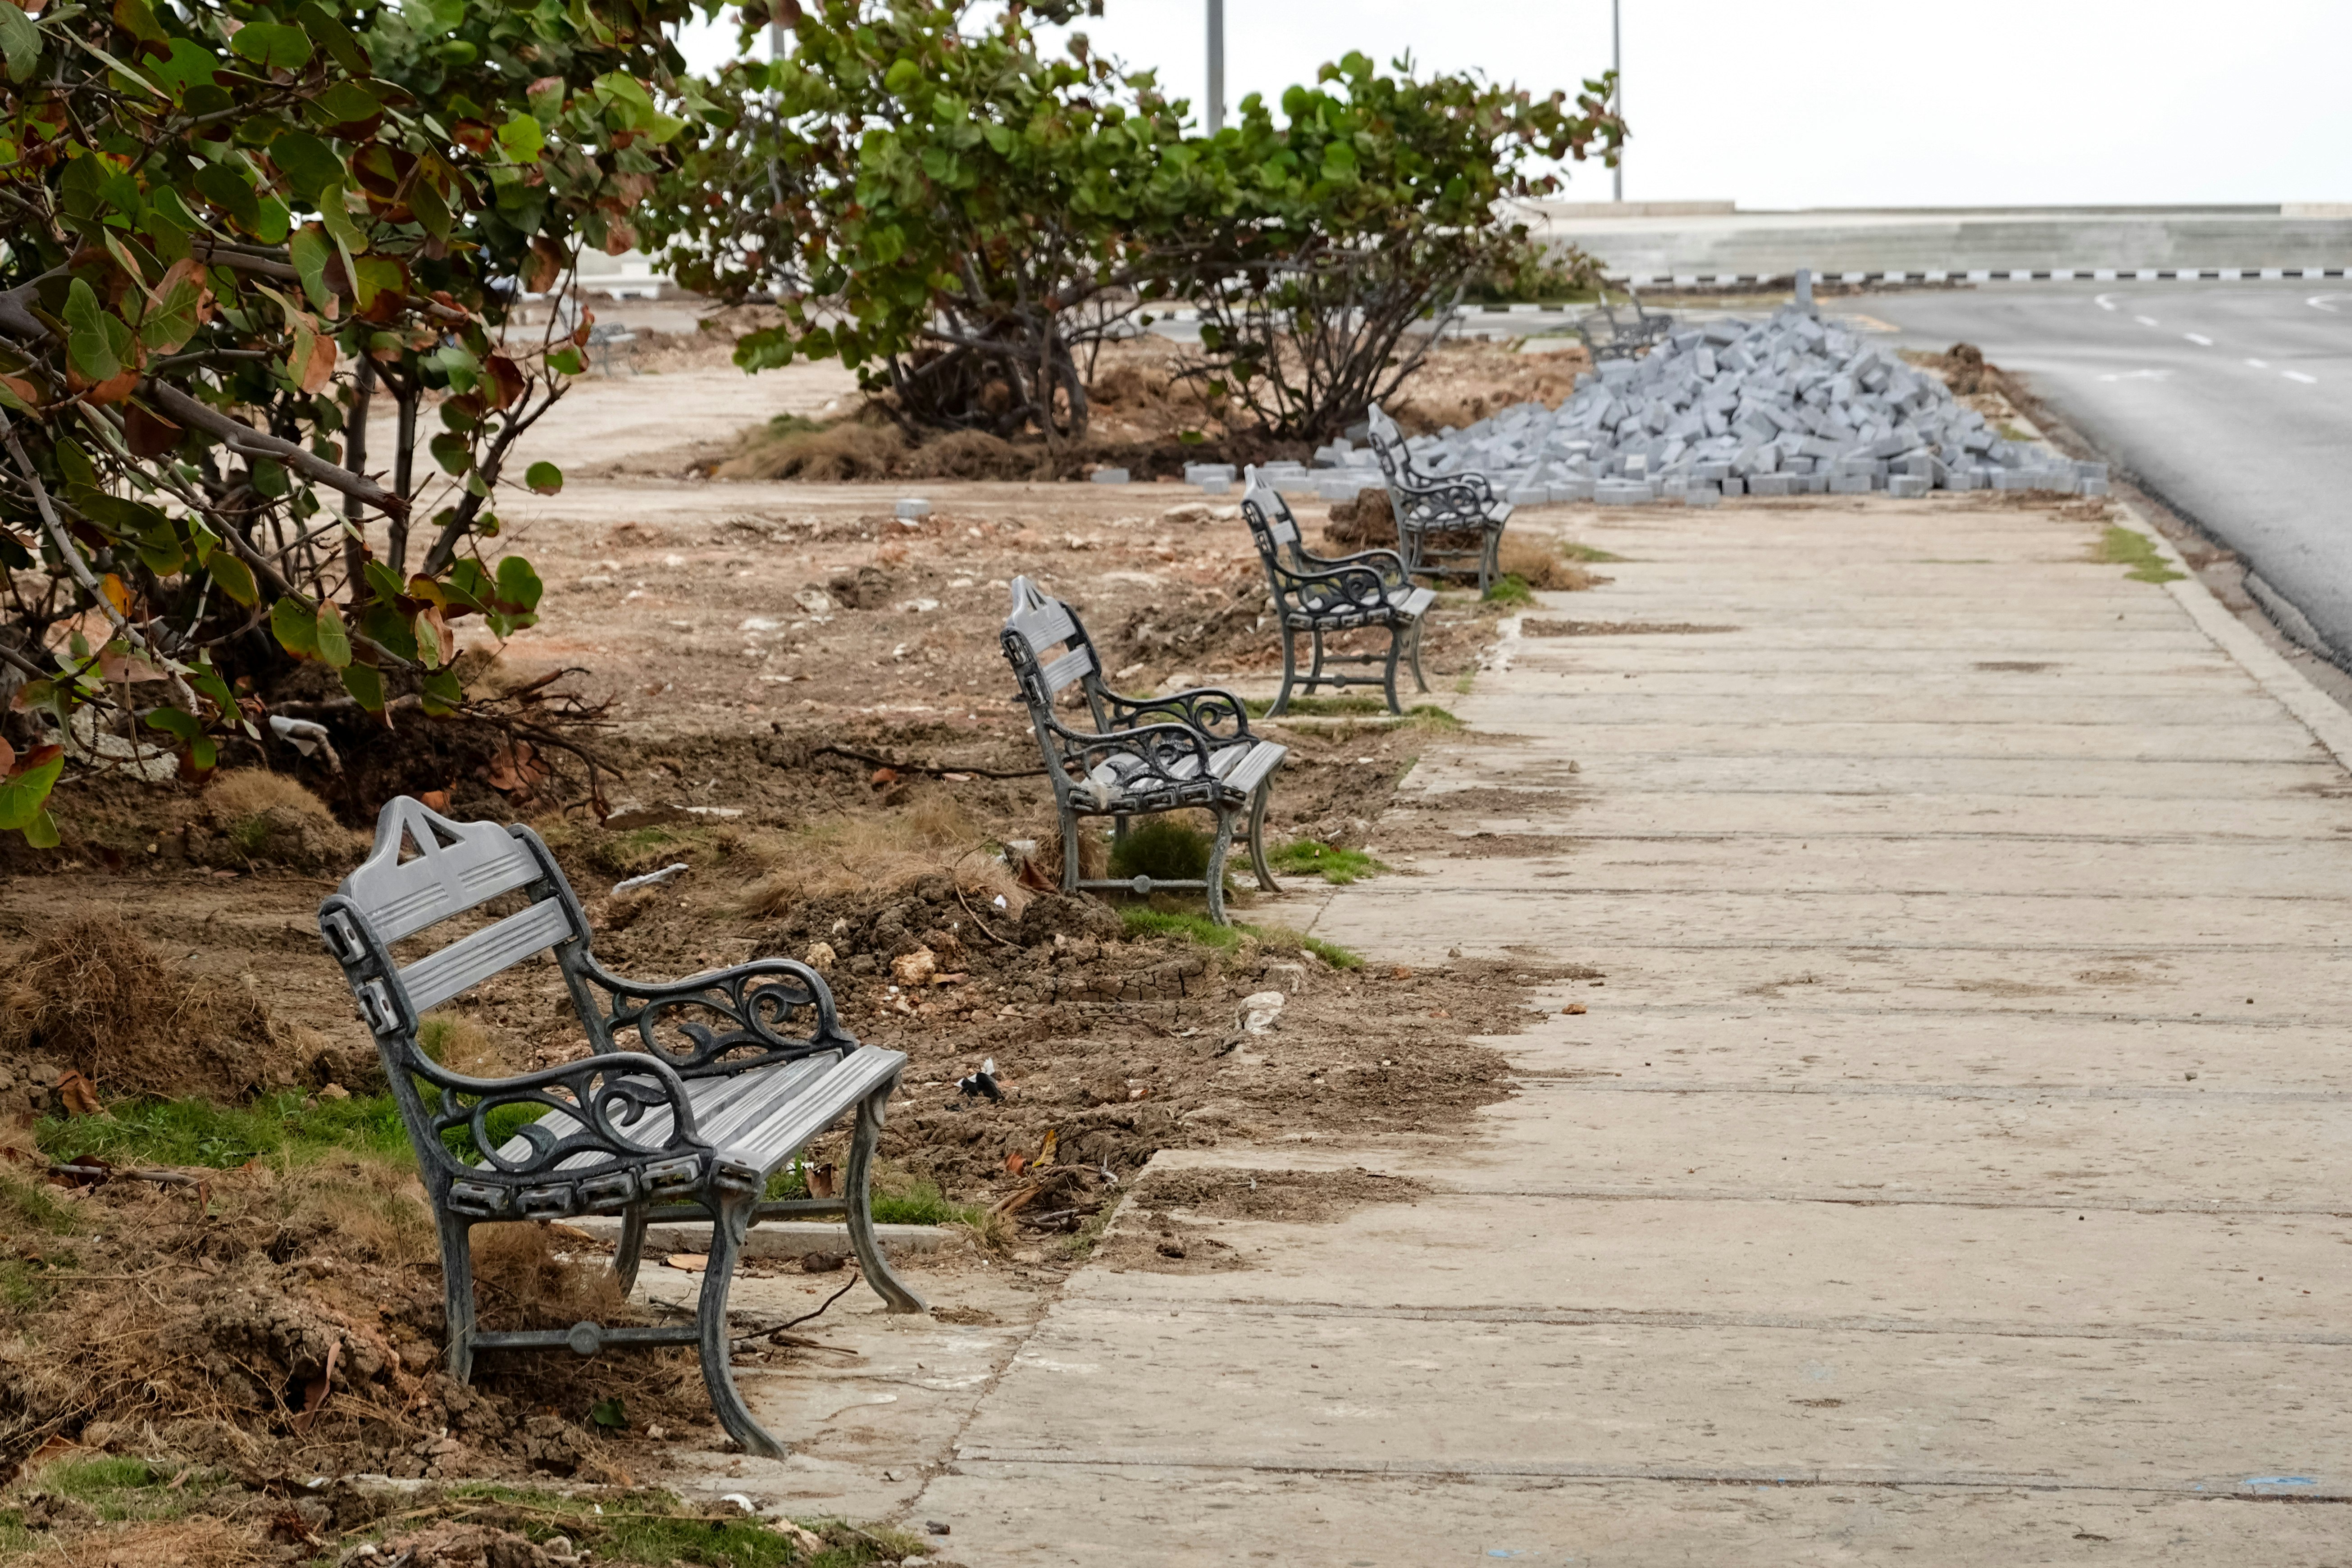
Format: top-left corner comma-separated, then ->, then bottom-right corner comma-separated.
739,787 -> 1024,916
0,911 -> 323,1100
471,1221 -> 628,1330
51,1517 -> 270,1568
899,427 -> 1036,479
1497,535 -> 1597,592
193,770 -> 364,871
1026,807 -> 1108,885
713,418 -> 904,481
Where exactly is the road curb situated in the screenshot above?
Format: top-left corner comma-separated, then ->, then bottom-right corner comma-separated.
2113,501 -> 2352,770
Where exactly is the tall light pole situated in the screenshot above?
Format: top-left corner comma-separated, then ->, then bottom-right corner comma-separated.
1611,0 -> 1622,202
1206,0 -> 1225,134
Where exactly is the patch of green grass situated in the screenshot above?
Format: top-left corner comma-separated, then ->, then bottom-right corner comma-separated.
765,412 -> 828,437
1559,541 -> 1627,563
1452,670 -> 1475,696
2,1170 -> 84,1234
1120,907 -> 1246,950
1121,910 -> 1365,970
429,1486 -> 916,1566
1996,420 -> 2033,442
871,1175 -> 988,1228
1062,1190 -> 1126,1261
1109,817 -> 1214,883
1270,840 -> 1390,886
1403,703 -> 1462,731
20,1458 -> 228,1524
36,1089 -> 411,1170
2095,524 -> 2185,584
1483,574 -> 1535,607
1244,695 -> 1389,719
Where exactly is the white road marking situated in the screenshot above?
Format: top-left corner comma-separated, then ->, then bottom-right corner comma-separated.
2184,333 -> 2214,346
2097,369 -> 2174,382
2311,295 -> 2346,314
2094,293 -> 2122,311
2282,370 -> 2319,384
2134,315 -> 2161,327
2247,358 -> 2270,369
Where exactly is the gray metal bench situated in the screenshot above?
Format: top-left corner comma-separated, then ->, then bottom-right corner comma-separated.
316,796 -> 921,1459
1001,578 -> 1285,924
1574,287 -> 1673,362
1241,466 -> 1435,716
1365,404 -> 1512,593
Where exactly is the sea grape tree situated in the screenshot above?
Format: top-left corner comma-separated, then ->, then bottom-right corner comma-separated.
0,0 -> 710,842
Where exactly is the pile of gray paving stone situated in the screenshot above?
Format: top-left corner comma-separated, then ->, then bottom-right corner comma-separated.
1194,303 -> 2108,507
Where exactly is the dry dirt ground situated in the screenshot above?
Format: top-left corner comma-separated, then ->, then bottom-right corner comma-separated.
0,327 -> 1636,1562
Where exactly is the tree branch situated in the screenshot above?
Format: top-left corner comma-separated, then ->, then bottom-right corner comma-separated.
142,380 -> 408,521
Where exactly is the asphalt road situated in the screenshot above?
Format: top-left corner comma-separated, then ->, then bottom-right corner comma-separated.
1864,283 -> 2352,658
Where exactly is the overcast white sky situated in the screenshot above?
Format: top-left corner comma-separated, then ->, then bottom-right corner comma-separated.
674,0 -> 2352,209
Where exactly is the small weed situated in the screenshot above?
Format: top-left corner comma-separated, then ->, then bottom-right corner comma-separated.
1996,420 -> 2033,442
871,1176 -> 988,1228
36,1089 -> 412,1169
1270,840 -> 1389,886
1062,1190 -> 1126,1261
19,1457 -> 226,1524
424,1486 -> 912,1566
2095,525 -> 2184,584
1404,703 -> 1463,731
1453,670 -> 1475,695
1109,817 -> 1215,883
1,1170 -> 84,1235
1302,936 -> 1364,969
1559,541 -> 1627,562
1483,574 -> 1536,607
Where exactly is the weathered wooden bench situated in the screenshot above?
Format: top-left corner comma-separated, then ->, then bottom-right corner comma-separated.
1002,577 -> 1286,924
1241,466 -> 1436,716
316,796 -> 922,1458
1365,403 -> 1512,593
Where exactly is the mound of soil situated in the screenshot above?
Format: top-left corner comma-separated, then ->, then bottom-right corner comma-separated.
0,1158 -> 710,1485
0,912 -> 343,1106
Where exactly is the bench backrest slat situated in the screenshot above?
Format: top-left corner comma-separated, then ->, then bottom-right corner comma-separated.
343,796 -> 547,942
399,896 -> 574,1014
1038,644 -> 1095,694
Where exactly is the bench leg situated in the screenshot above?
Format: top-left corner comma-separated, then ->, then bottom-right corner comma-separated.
1308,629 -> 1328,692
698,1185 -> 787,1458
845,1083 -> 927,1314
1247,778 -> 1278,893
613,1202 -> 649,1296
1059,809 -> 1082,893
1381,624 -> 1404,714
1205,805 -> 1235,924
1407,616 -> 1430,694
1273,626 -> 1298,716
438,1216 -> 477,1384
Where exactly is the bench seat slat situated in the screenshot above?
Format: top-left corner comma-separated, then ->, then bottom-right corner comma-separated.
401,898 -> 573,1014
498,1048 -> 904,1176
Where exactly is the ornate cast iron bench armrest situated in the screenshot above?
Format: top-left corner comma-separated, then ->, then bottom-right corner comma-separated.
1103,684 -> 1256,743
1294,543 -> 1411,589
1053,717 -> 1219,798
410,1048 -> 706,1186
582,954 -> 854,1078
1275,560 -> 1398,612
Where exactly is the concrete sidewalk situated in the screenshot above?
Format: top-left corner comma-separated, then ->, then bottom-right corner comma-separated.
899,497 -> 2352,1563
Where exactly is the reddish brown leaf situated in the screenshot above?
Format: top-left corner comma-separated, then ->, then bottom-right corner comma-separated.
522,236 -> 564,295
123,400 -> 183,457
290,1340 -> 339,1435
482,352 -> 525,411
54,1070 -> 103,1117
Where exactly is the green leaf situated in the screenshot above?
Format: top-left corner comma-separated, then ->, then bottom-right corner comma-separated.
271,597 -> 321,659
289,226 -> 334,313
588,1397 -> 627,1431
523,461 -> 563,495
338,661 -> 385,711
193,160 -> 262,230
545,346 -> 585,376
62,278 -> 130,385
270,131 -> 342,207
0,750 -> 64,832
309,80 -> 380,126
144,706 -> 201,743
229,20 -> 312,72
138,267 -> 205,354
495,555 -> 543,612
419,667 -> 462,716
429,432 -> 472,475
497,113 -> 544,163
0,0 -> 42,86
21,810 -> 60,850
293,0 -> 370,74
364,560 -> 406,605
314,601 -> 352,669
208,549 -> 257,605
